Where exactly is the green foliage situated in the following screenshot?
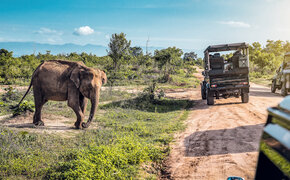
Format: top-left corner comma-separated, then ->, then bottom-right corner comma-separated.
0,35 -> 191,87
12,100 -> 35,117
183,51 -> 197,63
195,58 -> 203,67
2,87 -> 20,102
101,94 -> 192,113
184,65 -> 197,77
154,47 -> 183,75
0,129 -> 66,178
139,54 -> 154,67
249,40 -> 289,75
108,32 -> 131,70
0,91 -> 192,179
221,53 -> 233,60
47,135 -> 158,179
130,46 -> 143,57
100,89 -> 135,102
0,49 -> 21,84
142,81 -> 162,101
1,39 -> 289,87
0,87 -> 36,116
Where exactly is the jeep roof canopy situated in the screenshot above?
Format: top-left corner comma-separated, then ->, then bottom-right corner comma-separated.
204,42 -> 249,53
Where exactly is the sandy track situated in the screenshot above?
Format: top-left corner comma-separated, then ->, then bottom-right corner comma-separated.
164,83 -> 283,180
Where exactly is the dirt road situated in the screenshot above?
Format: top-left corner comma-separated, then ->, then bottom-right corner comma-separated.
164,83 -> 283,180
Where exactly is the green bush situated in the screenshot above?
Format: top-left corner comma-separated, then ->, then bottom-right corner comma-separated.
2,87 -> 20,102
12,100 -> 35,116
0,90 -> 191,179
47,134 -> 160,180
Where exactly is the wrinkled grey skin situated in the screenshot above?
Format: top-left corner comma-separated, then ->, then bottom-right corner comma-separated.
18,60 -> 107,129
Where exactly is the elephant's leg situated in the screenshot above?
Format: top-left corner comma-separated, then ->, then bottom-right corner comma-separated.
68,86 -> 85,129
79,93 -> 88,115
33,87 -> 47,126
68,99 -> 84,129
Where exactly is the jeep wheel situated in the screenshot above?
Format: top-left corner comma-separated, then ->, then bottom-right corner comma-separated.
207,89 -> 214,105
241,93 -> 249,103
271,80 -> 277,93
281,82 -> 288,96
201,84 -> 206,100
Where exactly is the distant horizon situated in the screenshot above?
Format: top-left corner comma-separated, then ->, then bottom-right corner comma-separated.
0,39 -> 288,58
0,41 -> 168,57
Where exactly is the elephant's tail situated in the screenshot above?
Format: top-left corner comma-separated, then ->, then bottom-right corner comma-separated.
16,80 -> 33,108
15,61 -> 44,108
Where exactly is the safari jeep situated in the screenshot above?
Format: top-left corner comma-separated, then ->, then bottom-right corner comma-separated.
271,52 -> 290,96
201,43 -> 250,105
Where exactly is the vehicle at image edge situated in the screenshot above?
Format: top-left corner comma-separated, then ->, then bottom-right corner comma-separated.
201,42 -> 250,105
271,52 -> 290,96
227,96 -> 290,180
255,95 -> 290,180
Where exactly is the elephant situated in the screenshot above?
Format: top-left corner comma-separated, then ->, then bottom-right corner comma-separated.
17,60 -> 107,129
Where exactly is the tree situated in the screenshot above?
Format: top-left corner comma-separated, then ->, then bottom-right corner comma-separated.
196,58 -> 203,66
154,47 -> 183,75
183,51 -> 197,62
20,54 -> 40,78
139,54 -> 153,67
265,40 -> 284,57
249,41 -> 282,74
130,46 -> 143,57
107,33 -> 131,70
283,41 -> 290,53
0,49 -> 21,83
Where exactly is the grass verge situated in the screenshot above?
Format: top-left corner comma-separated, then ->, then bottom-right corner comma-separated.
0,90 -> 193,179
249,72 -> 272,87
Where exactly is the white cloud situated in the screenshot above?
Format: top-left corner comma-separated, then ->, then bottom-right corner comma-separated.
47,38 -> 57,43
73,26 -> 94,36
35,28 -> 63,35
218,21 -> 251,28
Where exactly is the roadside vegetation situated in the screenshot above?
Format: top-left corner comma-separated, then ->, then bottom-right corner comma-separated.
0,32 -> 199,179
0,86 -> 192,179
249,40 -> 290,86
1,32 -> 289,179
0,33 -> 202,88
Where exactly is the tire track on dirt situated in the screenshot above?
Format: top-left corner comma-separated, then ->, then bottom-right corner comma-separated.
163,83 -> 283,180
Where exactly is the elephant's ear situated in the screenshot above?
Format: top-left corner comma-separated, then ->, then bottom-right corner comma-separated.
70,67 -> 80,88
101,71 -> 107,85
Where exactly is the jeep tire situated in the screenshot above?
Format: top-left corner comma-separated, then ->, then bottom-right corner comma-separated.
201,83 -> 206,100
281,82 -> 288,96
207,89 -> 214,105
241,92 -> 249,103
271,79 -> 277,93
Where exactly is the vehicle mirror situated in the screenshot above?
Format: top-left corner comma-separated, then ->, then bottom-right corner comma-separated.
227,177 -> 244,180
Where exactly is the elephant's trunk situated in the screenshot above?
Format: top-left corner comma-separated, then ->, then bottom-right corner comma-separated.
82,96 -> 97,128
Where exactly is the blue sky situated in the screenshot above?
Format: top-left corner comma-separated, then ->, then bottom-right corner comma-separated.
0,0 -> 290,55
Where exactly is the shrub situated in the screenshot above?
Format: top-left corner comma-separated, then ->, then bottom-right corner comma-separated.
2,87 -> 20,102
12,100 -> 35,116
46,135 -> 161,180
